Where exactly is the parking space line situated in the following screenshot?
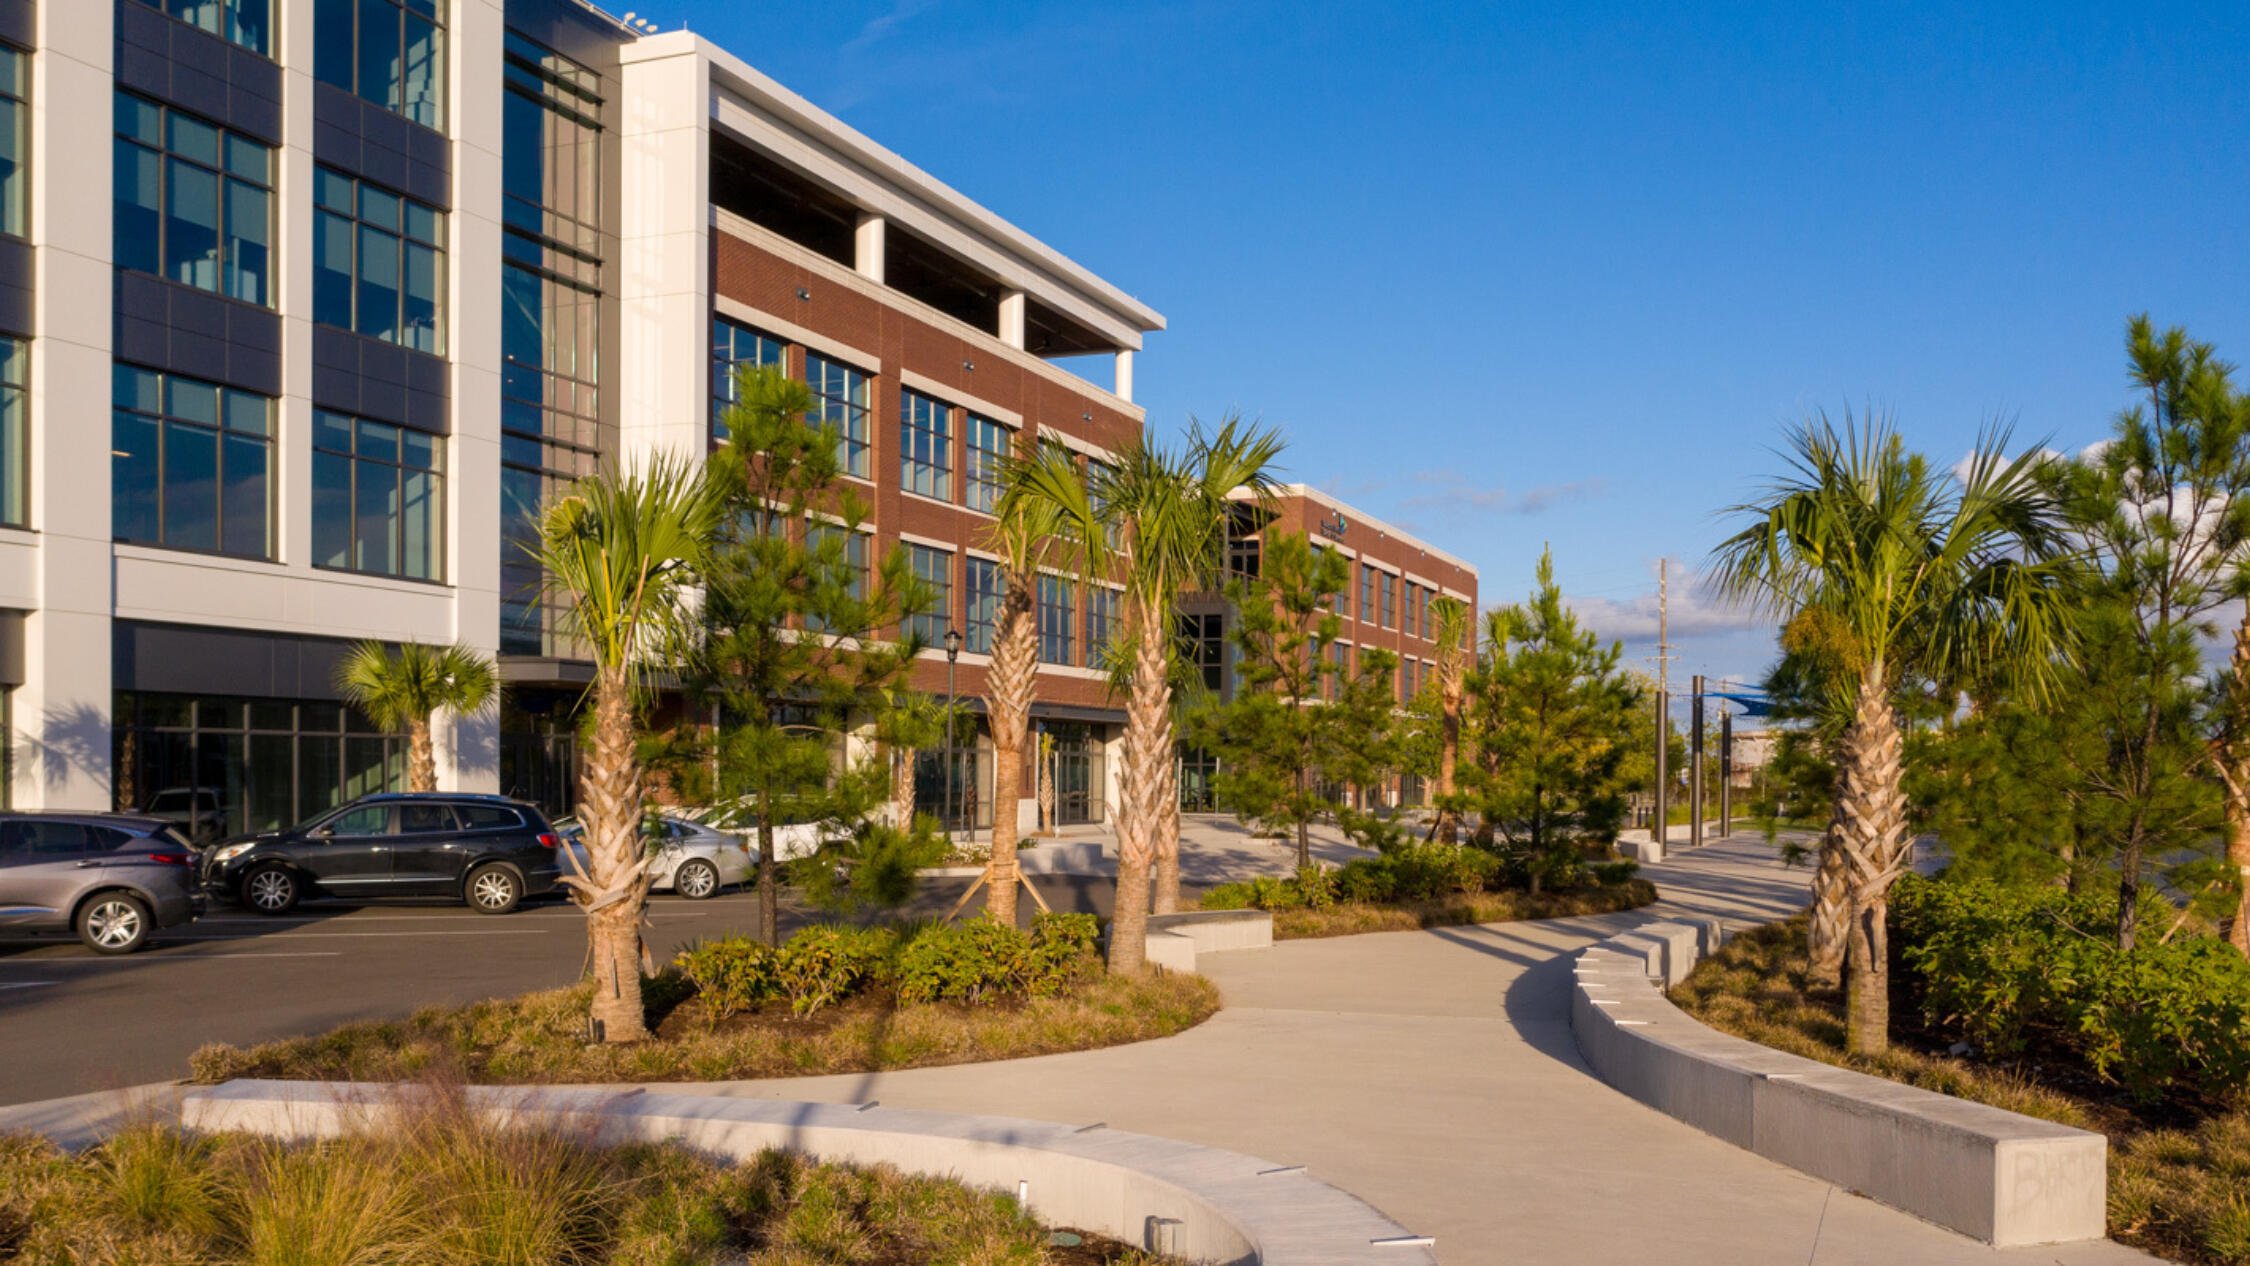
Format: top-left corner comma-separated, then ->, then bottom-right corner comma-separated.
169,929 -> 551,940
0,951 -> 347,965
0,980 -> 55,988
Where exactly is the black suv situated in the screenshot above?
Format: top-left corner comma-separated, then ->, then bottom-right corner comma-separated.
202,793 -> 562,916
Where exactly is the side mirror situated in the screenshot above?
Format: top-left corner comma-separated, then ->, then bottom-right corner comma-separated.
313,825 -> 334,839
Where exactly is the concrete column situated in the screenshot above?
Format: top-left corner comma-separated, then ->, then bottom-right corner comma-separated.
442,0 -> 506,791
19,0 -> 118,808
1114,348 -> 1134,403
853,212 -> 885,284
997,289 -> 1025,350
616,34 -> 712,469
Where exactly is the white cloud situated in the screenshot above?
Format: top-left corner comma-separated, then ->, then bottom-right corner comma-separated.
1398,471 -> 1608,516
1560,562 -> 1766,644
842,0 -> 939,55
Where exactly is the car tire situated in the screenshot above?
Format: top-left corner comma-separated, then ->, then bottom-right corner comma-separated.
674,858 -> 721,900
243,865 -> 300,915
77,893 -> 151,954
465,864 -> 521,915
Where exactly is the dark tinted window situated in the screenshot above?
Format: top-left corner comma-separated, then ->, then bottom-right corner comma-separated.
7,821 -> 90,856
86,826 -> 137,851
398,803 -> 457,833
325,804 -> 391,836
457,805 -> 523,830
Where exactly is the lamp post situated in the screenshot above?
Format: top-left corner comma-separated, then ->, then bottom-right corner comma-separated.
943,628 -> 962,839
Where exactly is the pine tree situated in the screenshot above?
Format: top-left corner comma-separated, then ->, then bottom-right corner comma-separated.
1460,548 -> 1642,892
1194,532 -> 1397,868
687,364 -> 936,944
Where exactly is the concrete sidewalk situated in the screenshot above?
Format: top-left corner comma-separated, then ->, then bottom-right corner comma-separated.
664,833 -> 2156,1266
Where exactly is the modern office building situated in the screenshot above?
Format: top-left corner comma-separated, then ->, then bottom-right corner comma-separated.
1179,485 -> 1479,810
7,0 -> 1160,836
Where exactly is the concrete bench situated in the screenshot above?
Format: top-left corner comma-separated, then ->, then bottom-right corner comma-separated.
181,1080 -> 1436,1266
1569,921 -> 2107,1247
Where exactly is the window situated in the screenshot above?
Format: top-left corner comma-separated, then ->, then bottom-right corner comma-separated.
315,168 -> 445,353
805,523 -> 867,633
965,556 -> 1002,654
399,802 -> 455,832
1402,581 -> 1419,637
906,543 -> 952,646
112,365 -> 271,558
1227,525 -> 1260,579
1184,612 -> 1224,692
1327,642 -> 1347,701
1038,575 -> 1076,665
114,93 -> 272,305
0,49 -> 26,238
1402,658 -> 1415,702
965,414 -> 1010,512
134,0 -> 272,56
1360,564 -> 1376,623
312,409 -> 444,580
806,353 -> 870,478
1087,586 -> 1121,663
459,804 -> 524,829
711,317 -> 784,443
1380,571 -> 1397,629
900,388 -> 952,500
1088,459 -> 1122,548
315,0 -> 444,130
114,693 -> 406,835
0,337 -> 22,528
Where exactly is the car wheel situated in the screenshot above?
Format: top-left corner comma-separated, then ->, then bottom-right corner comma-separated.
77,894 -> 151,954
674,858 -> 721,900
243,866 -> 299,915
466,864 -> 521,915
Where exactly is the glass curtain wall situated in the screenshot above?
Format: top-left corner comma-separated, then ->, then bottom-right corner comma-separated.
498,33 -> 604,656
113,692 -> 405,838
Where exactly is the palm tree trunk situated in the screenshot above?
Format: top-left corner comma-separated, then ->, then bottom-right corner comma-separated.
890,744 -> 915,828
1109,599 -> 1169,973
1838,659 -> 1908,1056
1806,816 -> 1851,990
1152,711 -> 1182,914
983,581 -> 1037,929
407,717 -> 437,793
581,667 -> 648,1043
1432,684 -> 1461,843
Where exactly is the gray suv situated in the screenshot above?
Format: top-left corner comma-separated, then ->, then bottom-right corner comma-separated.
0,814 -> 205,953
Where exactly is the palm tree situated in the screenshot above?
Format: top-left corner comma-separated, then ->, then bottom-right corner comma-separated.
1098,418 -> 1283,969
1710,416 -> 2074,1054
532,454 -> 720,1043
1426,595 -> 1473,842
983,444 -> 1103,927
333,641 -> 498,793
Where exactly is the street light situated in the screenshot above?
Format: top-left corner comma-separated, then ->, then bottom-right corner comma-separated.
943,628 -> 962,839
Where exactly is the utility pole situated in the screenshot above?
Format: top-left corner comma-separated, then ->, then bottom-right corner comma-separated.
1690,674 -> 1705,849
1651,560 -> 1671,850
1718,706 -> 1733,839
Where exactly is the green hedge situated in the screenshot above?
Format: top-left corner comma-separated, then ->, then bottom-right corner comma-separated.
1202,844 -> 1636,912
675,913 -> 1102,1021
1892,875 -> 2250,1103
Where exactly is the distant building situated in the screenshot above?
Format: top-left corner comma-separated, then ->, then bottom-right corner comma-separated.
12,0 -> 1159,838
1178,485 -> 1479,810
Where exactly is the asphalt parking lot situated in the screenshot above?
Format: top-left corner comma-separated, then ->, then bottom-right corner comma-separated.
0,874 -> 1115,1106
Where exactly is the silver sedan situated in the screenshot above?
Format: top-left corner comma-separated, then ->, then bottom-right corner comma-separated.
557,816 -> 755,901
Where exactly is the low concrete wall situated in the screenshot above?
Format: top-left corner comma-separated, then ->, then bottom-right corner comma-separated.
1150,909 -> 1275,954
919,841 -> 1113,880
1569,921 -> 2107,1247
181,1081 -> 1436,1266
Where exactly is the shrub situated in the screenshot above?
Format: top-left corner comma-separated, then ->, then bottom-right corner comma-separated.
1293,863 -> 1338,909
771,925 -> 897,1017
1199,882 -> 1255,911
1027,912 -> 1102,996
894,919 -> 1033,1004
1591,859 -> 1640,887
676,937 -> 778,1022
1893,875 -> 2250,1103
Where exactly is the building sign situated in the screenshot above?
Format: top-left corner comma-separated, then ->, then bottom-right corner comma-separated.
1317,511 -> 1348,541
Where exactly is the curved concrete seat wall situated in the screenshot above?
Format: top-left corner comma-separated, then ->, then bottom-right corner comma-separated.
181,1080 -> 1432,1266
1570,921 -> 2107,1247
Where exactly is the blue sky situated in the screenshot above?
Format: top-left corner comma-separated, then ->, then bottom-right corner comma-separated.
657,0 -> 2250,699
